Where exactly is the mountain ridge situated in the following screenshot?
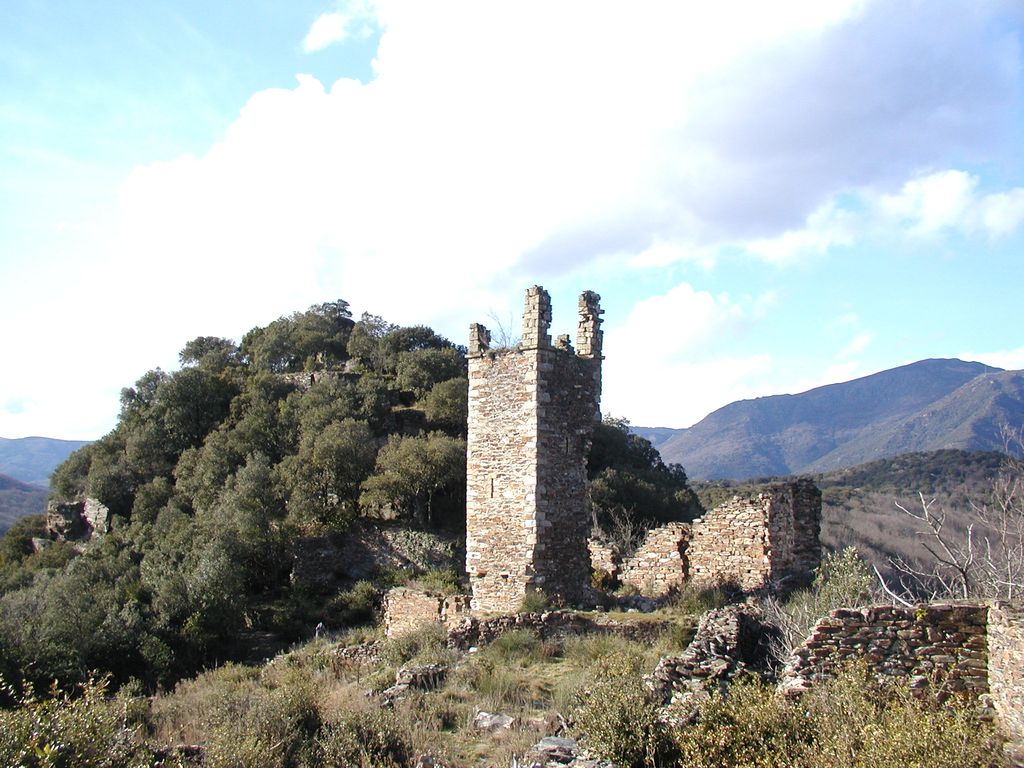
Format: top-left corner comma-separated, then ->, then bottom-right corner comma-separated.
637,358 -> 1021,480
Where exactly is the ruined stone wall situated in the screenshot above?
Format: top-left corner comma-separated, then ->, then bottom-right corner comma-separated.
588,539 -> 619,584
768,480 -> 821,587
687,480 -> 821,591
465,287 -> 602,612
688,495 -> 770,589
619,523 -> 691,594
989,601 -> 1024,741
45,497 -> 110,544
780,604 -> 989,698
382,587 -> 471,639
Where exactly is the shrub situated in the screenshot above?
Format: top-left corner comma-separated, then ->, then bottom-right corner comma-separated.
518,589 -> 550,613
672,676 -> 807,768
667,663 -> 1003,768
570,653 -> 673,768
801,663 -> 1003,768
329,580 -> 380,626
410,567 -> 464,594
319,708 -> 413,768
762,546 -> 875,661
666,579 -> 736,618
0,675 -> 152,768
479,629 -> 557,666
180,664 -> 321,768
380,622 -> 452,667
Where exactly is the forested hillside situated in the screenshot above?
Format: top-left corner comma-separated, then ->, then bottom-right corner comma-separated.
0,474 -> 47,532
0,300 -> 696,692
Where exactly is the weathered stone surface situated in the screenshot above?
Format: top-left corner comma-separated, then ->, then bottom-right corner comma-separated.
44,497 -> 110,544
779,603 -> 991,699
688,480 -> 821,592
588,539 -> 619,585
647,604 -> 775,722
608,481 -> 821,596
619,523 -> 691,594
474,710 -> 515,731
382,587 -> 471,639
466,287 -> 602,612
989,601 -> 1024,742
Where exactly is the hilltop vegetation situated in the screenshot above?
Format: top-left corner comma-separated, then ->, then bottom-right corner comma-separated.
0,300 -> 696,692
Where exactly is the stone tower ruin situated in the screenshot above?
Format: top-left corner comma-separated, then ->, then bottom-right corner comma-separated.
465,286 -> 603,612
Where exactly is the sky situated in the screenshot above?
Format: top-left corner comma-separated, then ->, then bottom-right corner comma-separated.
1,1 -> 1023,441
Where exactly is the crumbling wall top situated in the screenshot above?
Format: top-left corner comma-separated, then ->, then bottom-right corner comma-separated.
576,290 -> 603,358
521,285 -> 553,349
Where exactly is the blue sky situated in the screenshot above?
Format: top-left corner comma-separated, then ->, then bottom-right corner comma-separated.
2,1 -> 1023,440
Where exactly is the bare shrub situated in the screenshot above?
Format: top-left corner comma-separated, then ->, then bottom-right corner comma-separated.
762,547 -> 875,663
885,427 -> 1024,602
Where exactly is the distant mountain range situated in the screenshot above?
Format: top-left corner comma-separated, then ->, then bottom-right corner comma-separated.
0,436 -> 91,487
0,436 -> 92,532
635,358 -> 1024,480
0,473 -> 48,532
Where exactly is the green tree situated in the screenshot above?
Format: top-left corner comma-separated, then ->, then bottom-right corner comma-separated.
419,377 -> 468,435
360,433 -> 466,527
279,419 -> 377,531
589,417 -> 702,532
179,335 -> 239,373
394,347 -> 465,398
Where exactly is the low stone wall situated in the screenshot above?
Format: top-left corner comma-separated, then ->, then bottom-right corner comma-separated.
446,610 -> 672,650
989,601 -> 1024,741
382,587 -> 472,639
648,604 -> 774,721
780,604 -> 989,698
619,523 -> 690,595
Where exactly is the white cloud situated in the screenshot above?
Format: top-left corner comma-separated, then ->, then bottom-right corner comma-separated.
960,346 -> 1024,371
601,282 -> 776,426
876,170 -> 1024,237
303,13 -> 349,53
119,1 -> 1022,315
741,170 -> 1024,261
302,3 -> 379,53
6,1 -> 1022,438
